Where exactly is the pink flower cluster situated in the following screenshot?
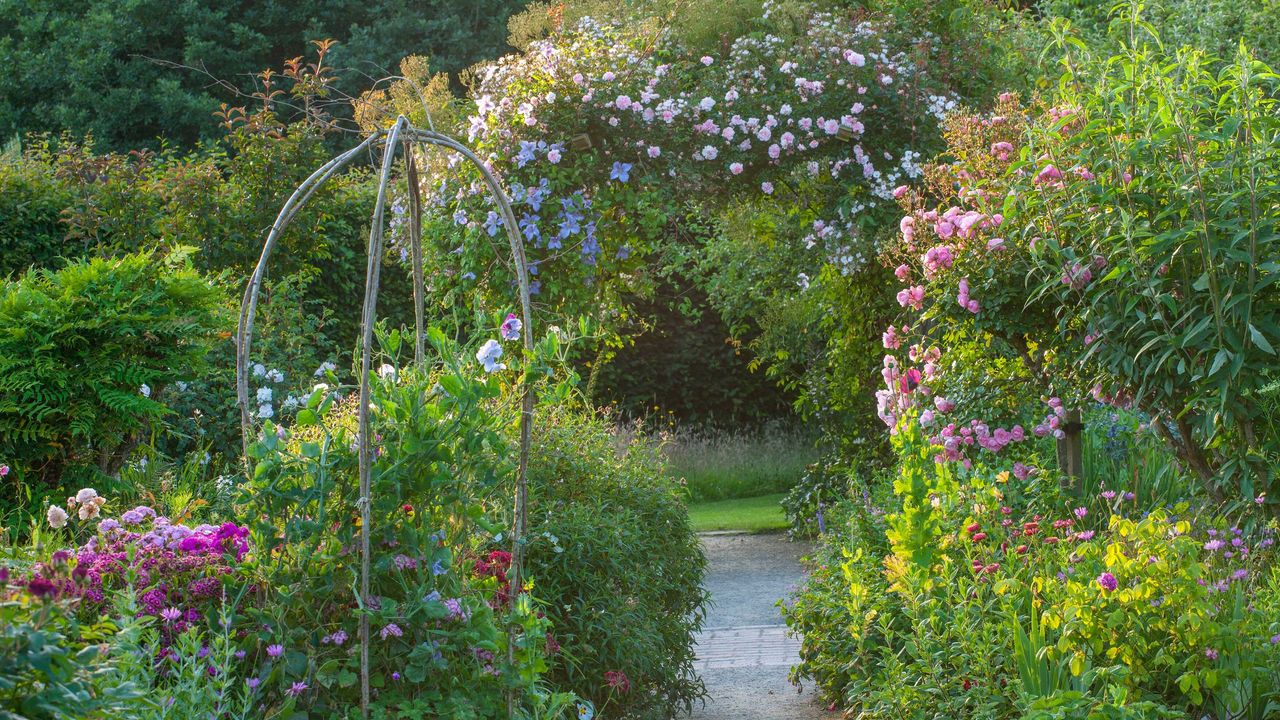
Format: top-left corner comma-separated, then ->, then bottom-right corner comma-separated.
19,508 -> 250,643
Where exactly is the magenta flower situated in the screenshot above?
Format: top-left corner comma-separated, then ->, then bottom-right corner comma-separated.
1073,507 -> 1087,519
1096,572 -> 1118,592
500,313 -> 522,341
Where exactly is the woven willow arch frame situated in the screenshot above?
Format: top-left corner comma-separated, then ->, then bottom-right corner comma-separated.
235,116 -> 536,718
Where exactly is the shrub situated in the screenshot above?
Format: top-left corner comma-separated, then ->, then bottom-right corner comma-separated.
0,587 -> 146,718
882,25 -> 1280,501
0,251 -> 226,510
523,407 -> 709,720
785,424 -> 1280,717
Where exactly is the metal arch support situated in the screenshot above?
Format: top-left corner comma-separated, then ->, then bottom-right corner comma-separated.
235,116 -> 536,719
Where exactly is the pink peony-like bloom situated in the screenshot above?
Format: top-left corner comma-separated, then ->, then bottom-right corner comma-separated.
895,264 -> 911,280
896,285 -> 925,310
893,185 -> 909,199
730,162 -> 744,175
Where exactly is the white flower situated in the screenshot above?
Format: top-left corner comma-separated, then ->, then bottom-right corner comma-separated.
256,387 -> 273,403
75,488 -> 98,504
174,381 -> 189,392
258,403 -> 275,419
315,361 -> 336,377
267,368 -> 285,383
476,339 -> 506,373
378,364 -> 397,380
78,501 -> 102,521
139,384 -> 151,398
701,145 -> 718,160
252,363 -> 266,377
47,505 -> 68,529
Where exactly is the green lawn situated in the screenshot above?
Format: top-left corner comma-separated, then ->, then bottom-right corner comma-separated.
687,493 -> 789,533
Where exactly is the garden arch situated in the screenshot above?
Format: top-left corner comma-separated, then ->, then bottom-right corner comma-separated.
234,115 -> 536,718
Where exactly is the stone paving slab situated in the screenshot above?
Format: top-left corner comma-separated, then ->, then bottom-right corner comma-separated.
686,533 -> 828,720
694,625 -> 801,669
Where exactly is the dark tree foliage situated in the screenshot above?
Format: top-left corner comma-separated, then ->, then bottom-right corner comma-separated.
0,0 -> 528,151
591,282 -> 796,428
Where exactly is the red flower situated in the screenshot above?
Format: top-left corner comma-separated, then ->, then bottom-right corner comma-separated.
1015,544 -> 1028,555
604,670 -> 631,693
972,532 -> 987,542
965,522 -> 982,534
401,504 -> 413,513
1023,522 -> 1039,536
1044,536 -> 1059,544
962,678 -> 972,690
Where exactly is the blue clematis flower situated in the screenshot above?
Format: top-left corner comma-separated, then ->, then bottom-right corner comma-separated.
609,161 -> 632,183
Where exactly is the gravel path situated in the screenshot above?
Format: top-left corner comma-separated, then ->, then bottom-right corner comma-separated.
686,533 -> 829,720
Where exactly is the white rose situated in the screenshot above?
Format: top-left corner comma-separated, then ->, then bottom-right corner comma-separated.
47,505 -> 68,529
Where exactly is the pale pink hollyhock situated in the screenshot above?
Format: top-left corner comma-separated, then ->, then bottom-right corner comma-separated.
895,264 -> 911,280
986,238 -> 1006,251
893,185 -> 909,199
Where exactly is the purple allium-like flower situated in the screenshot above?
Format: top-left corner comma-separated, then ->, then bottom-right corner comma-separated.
266,644 -> 284,658
286,681 -> 308,697
1123,492 -> 1135,501
1096,572 -> 1118,592
380,623 -> 403,640
1231,569 -> 1249,581
246,678 -> 260,690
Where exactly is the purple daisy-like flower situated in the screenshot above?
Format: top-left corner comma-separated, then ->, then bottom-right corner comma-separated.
286,681 -> 308,697
380,623 -> 403,640
246,678 -> 260,690
266,644 -> 284,658
161,607 -> 182,623
1096,572 -> 1118,592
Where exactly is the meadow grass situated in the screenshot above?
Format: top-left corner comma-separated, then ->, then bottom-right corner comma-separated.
661,423 -> 816,502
